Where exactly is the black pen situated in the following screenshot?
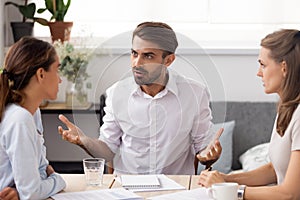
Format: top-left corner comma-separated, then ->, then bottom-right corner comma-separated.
205,164 -> 212,171
108,178 -> 115,189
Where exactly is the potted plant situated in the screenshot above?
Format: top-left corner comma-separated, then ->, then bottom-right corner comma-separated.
53,40 -> 92,107
5,0 -> 48,42
37,0 -> 72,42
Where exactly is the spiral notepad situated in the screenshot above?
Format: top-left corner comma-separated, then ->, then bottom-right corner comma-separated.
121,175 -> 161,189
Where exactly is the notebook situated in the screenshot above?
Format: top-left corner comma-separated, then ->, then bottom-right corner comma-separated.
121,175 -> 161,189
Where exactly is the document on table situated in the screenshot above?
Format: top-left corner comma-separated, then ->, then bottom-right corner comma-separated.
148,188 -> 211,200
117,174 -> 186,192
51,188 -> 143,200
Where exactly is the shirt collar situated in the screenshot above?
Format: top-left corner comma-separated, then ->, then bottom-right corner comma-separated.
131,69 -> 179,98
165,69 -> 179,96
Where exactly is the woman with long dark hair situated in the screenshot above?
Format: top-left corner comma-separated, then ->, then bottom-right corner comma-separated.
0,37 -> 65,200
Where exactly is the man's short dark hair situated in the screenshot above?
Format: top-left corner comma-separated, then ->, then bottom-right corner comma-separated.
132,21 -> 178,55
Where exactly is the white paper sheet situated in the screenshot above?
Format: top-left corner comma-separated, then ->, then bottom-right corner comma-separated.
148,188 -> 211,200
51,188 -> 143,200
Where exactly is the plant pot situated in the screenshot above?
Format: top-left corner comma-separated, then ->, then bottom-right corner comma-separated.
48,21 -> 73,42
10,22 -> 34,42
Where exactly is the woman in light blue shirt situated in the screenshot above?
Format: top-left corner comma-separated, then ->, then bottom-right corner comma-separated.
0,37 -> 65,200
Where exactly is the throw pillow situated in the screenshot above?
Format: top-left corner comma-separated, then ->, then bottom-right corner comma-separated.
197,120 -> 235,174
239,142 -> 270,171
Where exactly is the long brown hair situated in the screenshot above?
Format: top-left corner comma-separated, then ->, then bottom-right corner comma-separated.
0,36 -> 56,122
261,29 -> 300,136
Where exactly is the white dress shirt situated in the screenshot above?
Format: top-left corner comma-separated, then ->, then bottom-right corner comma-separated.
0,104 -> 66,199
99,69 -> 213,175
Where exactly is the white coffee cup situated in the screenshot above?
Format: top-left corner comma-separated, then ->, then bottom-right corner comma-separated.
207,182 -> 238,200
83,158 -> 105,186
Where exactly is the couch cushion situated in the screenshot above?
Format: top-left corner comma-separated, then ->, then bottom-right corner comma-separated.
239,142 -> 270,171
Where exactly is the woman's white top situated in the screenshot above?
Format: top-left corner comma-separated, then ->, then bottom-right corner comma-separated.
269,104 -> 300,184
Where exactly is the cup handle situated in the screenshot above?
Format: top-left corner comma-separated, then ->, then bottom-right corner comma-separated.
207,187 -> 217,199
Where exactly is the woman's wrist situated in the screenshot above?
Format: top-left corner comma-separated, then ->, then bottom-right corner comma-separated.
221,172 -> 229,182
238,185 -> 246,200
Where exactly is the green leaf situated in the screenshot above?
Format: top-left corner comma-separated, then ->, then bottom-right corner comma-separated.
35,18 -> 49,26
37,8 -> 47,14
19,3 -> 36,19
34,0 -> 72,22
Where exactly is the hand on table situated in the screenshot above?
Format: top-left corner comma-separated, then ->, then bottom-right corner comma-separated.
198,170 -> 225,187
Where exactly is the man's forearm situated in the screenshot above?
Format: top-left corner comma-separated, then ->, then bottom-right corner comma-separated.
80,137 -> 115,162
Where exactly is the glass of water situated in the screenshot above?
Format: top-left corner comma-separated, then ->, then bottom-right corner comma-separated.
83,158 -> 105,186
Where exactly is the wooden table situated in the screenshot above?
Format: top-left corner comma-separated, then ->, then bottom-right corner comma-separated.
48,174 -> 204,199
190,175 -> 202,190
60,174 -> 114,192
46,174 -> 114,199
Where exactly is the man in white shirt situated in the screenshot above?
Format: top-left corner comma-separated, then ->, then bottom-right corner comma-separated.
58,21 -> 222,175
